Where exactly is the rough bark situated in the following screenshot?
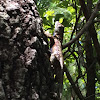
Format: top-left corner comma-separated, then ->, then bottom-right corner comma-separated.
0,0 -> 58,100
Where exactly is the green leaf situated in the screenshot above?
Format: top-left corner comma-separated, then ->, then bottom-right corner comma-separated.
62,18 -> 71,27
55,14 -> 64,21
57,1 -> 68,8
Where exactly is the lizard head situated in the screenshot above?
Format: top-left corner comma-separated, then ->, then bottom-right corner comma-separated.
54,21 -> 64,42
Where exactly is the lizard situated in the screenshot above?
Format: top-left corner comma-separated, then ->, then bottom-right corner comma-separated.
44,21 -> 64,99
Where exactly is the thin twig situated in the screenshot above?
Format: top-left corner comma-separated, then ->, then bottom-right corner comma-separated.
63,0 -> 100,49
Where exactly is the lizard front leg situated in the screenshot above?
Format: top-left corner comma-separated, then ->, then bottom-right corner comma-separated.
43,21 -> 64,99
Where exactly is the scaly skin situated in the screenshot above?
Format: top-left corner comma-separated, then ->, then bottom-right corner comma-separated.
50,21 -> 64,99
44,21 -> 64,99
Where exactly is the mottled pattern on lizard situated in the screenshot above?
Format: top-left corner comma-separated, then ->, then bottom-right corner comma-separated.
44,21 -> 64,99
50,21 -> 64,99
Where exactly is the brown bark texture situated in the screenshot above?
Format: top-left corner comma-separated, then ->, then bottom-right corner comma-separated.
0,0 -> 58,100
79,0 -> 97,99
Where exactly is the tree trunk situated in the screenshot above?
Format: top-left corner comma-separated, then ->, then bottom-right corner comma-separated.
85,31 -> 95,100
85,1 -> 96,100
0,0 -> 58,100
79,0 -> 96,99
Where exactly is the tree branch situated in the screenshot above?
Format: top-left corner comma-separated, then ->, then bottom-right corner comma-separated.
79,0 -> 100,65
94,19 -> 100,23
64,65 -> 84,100
63,0 -> 100,49
70,7 -> 82,40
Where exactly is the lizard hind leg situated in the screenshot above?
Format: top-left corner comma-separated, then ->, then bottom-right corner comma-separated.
50,55 -> 61,79
50,55 -> 63,99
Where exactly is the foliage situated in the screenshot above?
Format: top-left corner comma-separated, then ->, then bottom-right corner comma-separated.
37,0 -> 100,100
